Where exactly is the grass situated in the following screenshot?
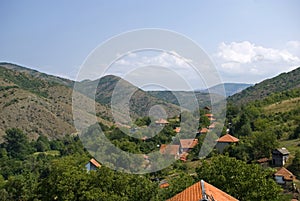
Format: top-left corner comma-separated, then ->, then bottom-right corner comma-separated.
264,97 -> 300,114
33,150 -> 60,156
279,138 -> 300,156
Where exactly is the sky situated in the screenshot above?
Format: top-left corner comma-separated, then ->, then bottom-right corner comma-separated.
1,0 -> 300,88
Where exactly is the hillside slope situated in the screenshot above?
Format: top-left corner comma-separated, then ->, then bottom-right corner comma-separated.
76,75 -> 181,119
0,65 -> 111,139
228,67 -> 300,105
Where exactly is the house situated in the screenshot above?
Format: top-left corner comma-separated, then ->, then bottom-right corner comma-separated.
256,157 -> 270,167
159,179 -> 170,188
199,127 -> 209,134
155,118 -> 169,125
180,139 -> 198,153
274,167 -> 296,185
216,134 -> 239,153
174,127 -> 181,133
85,158 -> 101,171
179,152 -> 189,162
209,122 -> 217,129
205,113 -> 216,121
167,180 -> 239,201
272,148 -> 290,166
160,144 -> 180,159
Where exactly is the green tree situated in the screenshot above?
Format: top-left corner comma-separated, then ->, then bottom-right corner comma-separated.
289,150 -> 300,177
3,128 -> 32,159
251,131 -> 278,159
196,155 -> 282,201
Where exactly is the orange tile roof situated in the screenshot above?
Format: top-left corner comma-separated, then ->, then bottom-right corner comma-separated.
257,157 -> 269,163
199,127 -> 209,133
209,122 -> 217,129
208,117 -> 216,121
160,144 -> 180,155
159,180 -> 170,188
205,113 -> 214,117
180,152 -> 189,161
141,136 -> 148,141
275,167 -> 296,181
89,158 -> 101,168
174,127 -> 181,133
155,118 -> 169,124
180,139 -> 198,149
216,134 -> 239,143
167,180 -> 238,201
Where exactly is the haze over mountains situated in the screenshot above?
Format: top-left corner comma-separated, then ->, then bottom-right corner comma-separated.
0,62 -> 299,139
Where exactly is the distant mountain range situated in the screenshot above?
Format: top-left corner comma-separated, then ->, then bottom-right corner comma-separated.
201,83 -> 253,97
0,62 -> 299,139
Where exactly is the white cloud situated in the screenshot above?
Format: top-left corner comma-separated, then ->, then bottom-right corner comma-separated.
215,41 -> 300,83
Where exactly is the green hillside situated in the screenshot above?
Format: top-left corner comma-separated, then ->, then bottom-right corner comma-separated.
0,65 -> 111,139
228,67 -> 300,105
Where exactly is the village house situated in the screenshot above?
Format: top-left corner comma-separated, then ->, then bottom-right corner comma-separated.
272,148 -> 290,166
155,118 -> 169,126
205,113 -> 216,121
216,134 -> 239,153
159,179 -> 170,188
256,157 -> 270,168
174,127 -> 181,133
85,158 -> 101,171
180,139 -> 198,153
159,144 -> 180,159
199,127 -> 209,134
274,167 -> 296,185
167,179 -> 239,201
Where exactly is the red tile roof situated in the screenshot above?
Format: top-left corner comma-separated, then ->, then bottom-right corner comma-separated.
209,122 -> 217,129
89,158 -> 101,168
160,144 -> 180,155
205,113 -> 214,117
275,167 -> 296,181
167,180 -> 238,201
180,139 -> 198,149
141,136 -> 148,141
216,134 -> 239,143
199,127 -> 209,133
174,127 -> 181,133
257,158 -> 269,163
155,119 -> 169,124
180,152 -> 189,161
159,180 -> 170,188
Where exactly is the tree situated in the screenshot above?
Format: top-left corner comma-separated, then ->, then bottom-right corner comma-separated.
196,155 -> 282,201
289,150 -> 300,177
251,131 -> 278,159
3,128 -> 32,159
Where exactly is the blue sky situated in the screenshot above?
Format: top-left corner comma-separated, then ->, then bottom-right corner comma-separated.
1,0 -> 300,86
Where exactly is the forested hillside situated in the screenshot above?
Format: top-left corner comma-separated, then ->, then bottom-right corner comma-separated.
228,67 -> 300,105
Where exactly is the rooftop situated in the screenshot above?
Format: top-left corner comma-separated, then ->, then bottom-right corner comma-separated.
155,118 -> 169,124
273,147 -> 290,155
275,167 -> 296,181
89,158 -> 101,168
199,127 -> 209,133
174,127 -> 181,133
167,180 -> 238,201
180,139 -> 198,149
216,134 -> 239,143
160,144 -> 180,155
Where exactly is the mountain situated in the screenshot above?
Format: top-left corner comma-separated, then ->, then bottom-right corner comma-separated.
203,83 -> 253,97
75,75 -> 181,120
228,67 -> 300,105
0,64 -> 112,140
0,62 -> 74,87
0,63 -> 181,139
